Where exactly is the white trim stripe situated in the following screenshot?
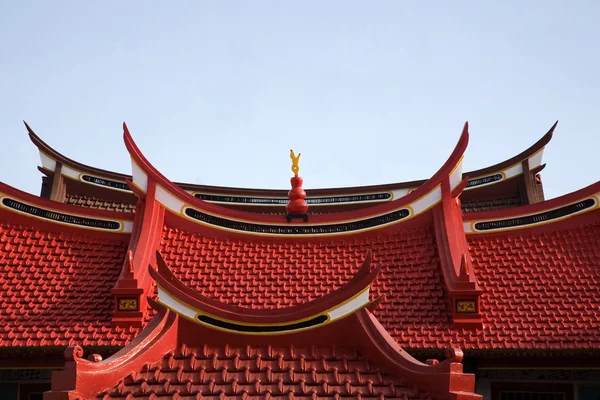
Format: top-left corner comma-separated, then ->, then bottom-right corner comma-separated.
131,159 -> 148,194
156,285 -> 371,335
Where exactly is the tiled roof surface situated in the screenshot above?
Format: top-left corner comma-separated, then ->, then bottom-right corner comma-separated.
465,221 -> 600,350
161,219 -> 600,351
65,193 -> 136,213
160,225 -> 452,339
0,222 -> 141,348
3,211 -> 598,352
99,344 -> 431,399
460,193 -> 524,213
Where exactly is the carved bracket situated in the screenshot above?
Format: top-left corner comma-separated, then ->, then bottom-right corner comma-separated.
433,176 -> 482,328
111,180 -> 164,327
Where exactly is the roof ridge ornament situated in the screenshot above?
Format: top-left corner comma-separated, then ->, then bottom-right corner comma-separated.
286,149 -> 309,222
290,149 -> 301,177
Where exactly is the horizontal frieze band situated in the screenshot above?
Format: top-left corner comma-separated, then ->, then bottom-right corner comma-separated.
81,174 -> 131,191
80,176 -> 509,206
473,198 -> 596,232
1,198 -> 122,231
466,173 -> 503,188
183,207 -> 411,235
194,192 -> 392,205
78,169 -> 509,207
78,173 -> 510,203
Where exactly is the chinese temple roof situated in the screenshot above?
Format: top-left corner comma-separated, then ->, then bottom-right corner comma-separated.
26,120 -> 555,216
1,120 -> 598,398
46,299 -> 480,400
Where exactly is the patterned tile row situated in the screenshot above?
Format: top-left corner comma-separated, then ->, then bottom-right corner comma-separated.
0,222 -> 141,348
160,225 -> 449,325
2,213 -> 599,351
461,193 -> 524,213
160,219 -> 600,350
99,344 -> 429,400
65,193 -> 136,213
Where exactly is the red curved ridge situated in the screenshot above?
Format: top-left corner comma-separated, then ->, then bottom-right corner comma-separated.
150,250 -> 380,324
0,180 -> 134,225
111,179 -> 165,327
25,121 -> 130,181
47,300 -> 178,399
467,120 -> 557,178
433,174 -> 482,328
465,179 -> 600,222
355,308 -> 481,400
123,122 -> 469,225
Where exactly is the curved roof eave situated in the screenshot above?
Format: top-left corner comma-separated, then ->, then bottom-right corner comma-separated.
150,249 -> 380,328
464,179 -> 600,235
466,120 -> 556,178
124,122 -> 468,237
26,120 -> 555,200
0,180 -> 134,234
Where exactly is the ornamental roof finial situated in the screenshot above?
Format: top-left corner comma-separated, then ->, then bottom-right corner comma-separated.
286,149 -> 308,222
290,150 -> 301,177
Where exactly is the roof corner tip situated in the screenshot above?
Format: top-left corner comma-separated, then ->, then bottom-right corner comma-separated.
456,121 -> 470,155
547,120 -> 559,138
23,121 -> 46,149
122,122 -> 137,152
536,120 -> 558,147
122,122 -> 130,137
523,120 -> 558,156
460,121 -> 469,141
23,120 -> 36,138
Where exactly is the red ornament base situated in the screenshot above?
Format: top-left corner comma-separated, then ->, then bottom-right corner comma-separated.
286,176 -> 308,215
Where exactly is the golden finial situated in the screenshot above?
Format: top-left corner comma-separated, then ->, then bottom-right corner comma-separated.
290,149 -> 301,177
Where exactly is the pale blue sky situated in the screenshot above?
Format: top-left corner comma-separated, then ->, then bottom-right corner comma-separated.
1,1 -> 598,199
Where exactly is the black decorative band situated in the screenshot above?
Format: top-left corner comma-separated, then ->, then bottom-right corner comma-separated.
466,174 -> 503,188
184,207 -> 410,235
194,192 -> 392,205
474,199 -> 596,231
309,193 -> 392,204
198,314 -> 328,333
82,175 -> 131,191
2,198 -> 121,230
195,194 -> 286,204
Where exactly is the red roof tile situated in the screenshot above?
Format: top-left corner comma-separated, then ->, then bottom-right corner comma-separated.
160,224 -> 452,333
65,193 -> 136,213
0,222 -> 142,348
465,221 -> 600,350
4,207 -> 598,352
98,344 -> 431,399
391,221 -> 600,351
461,193 -> 524,213
160,218 -> 600,351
